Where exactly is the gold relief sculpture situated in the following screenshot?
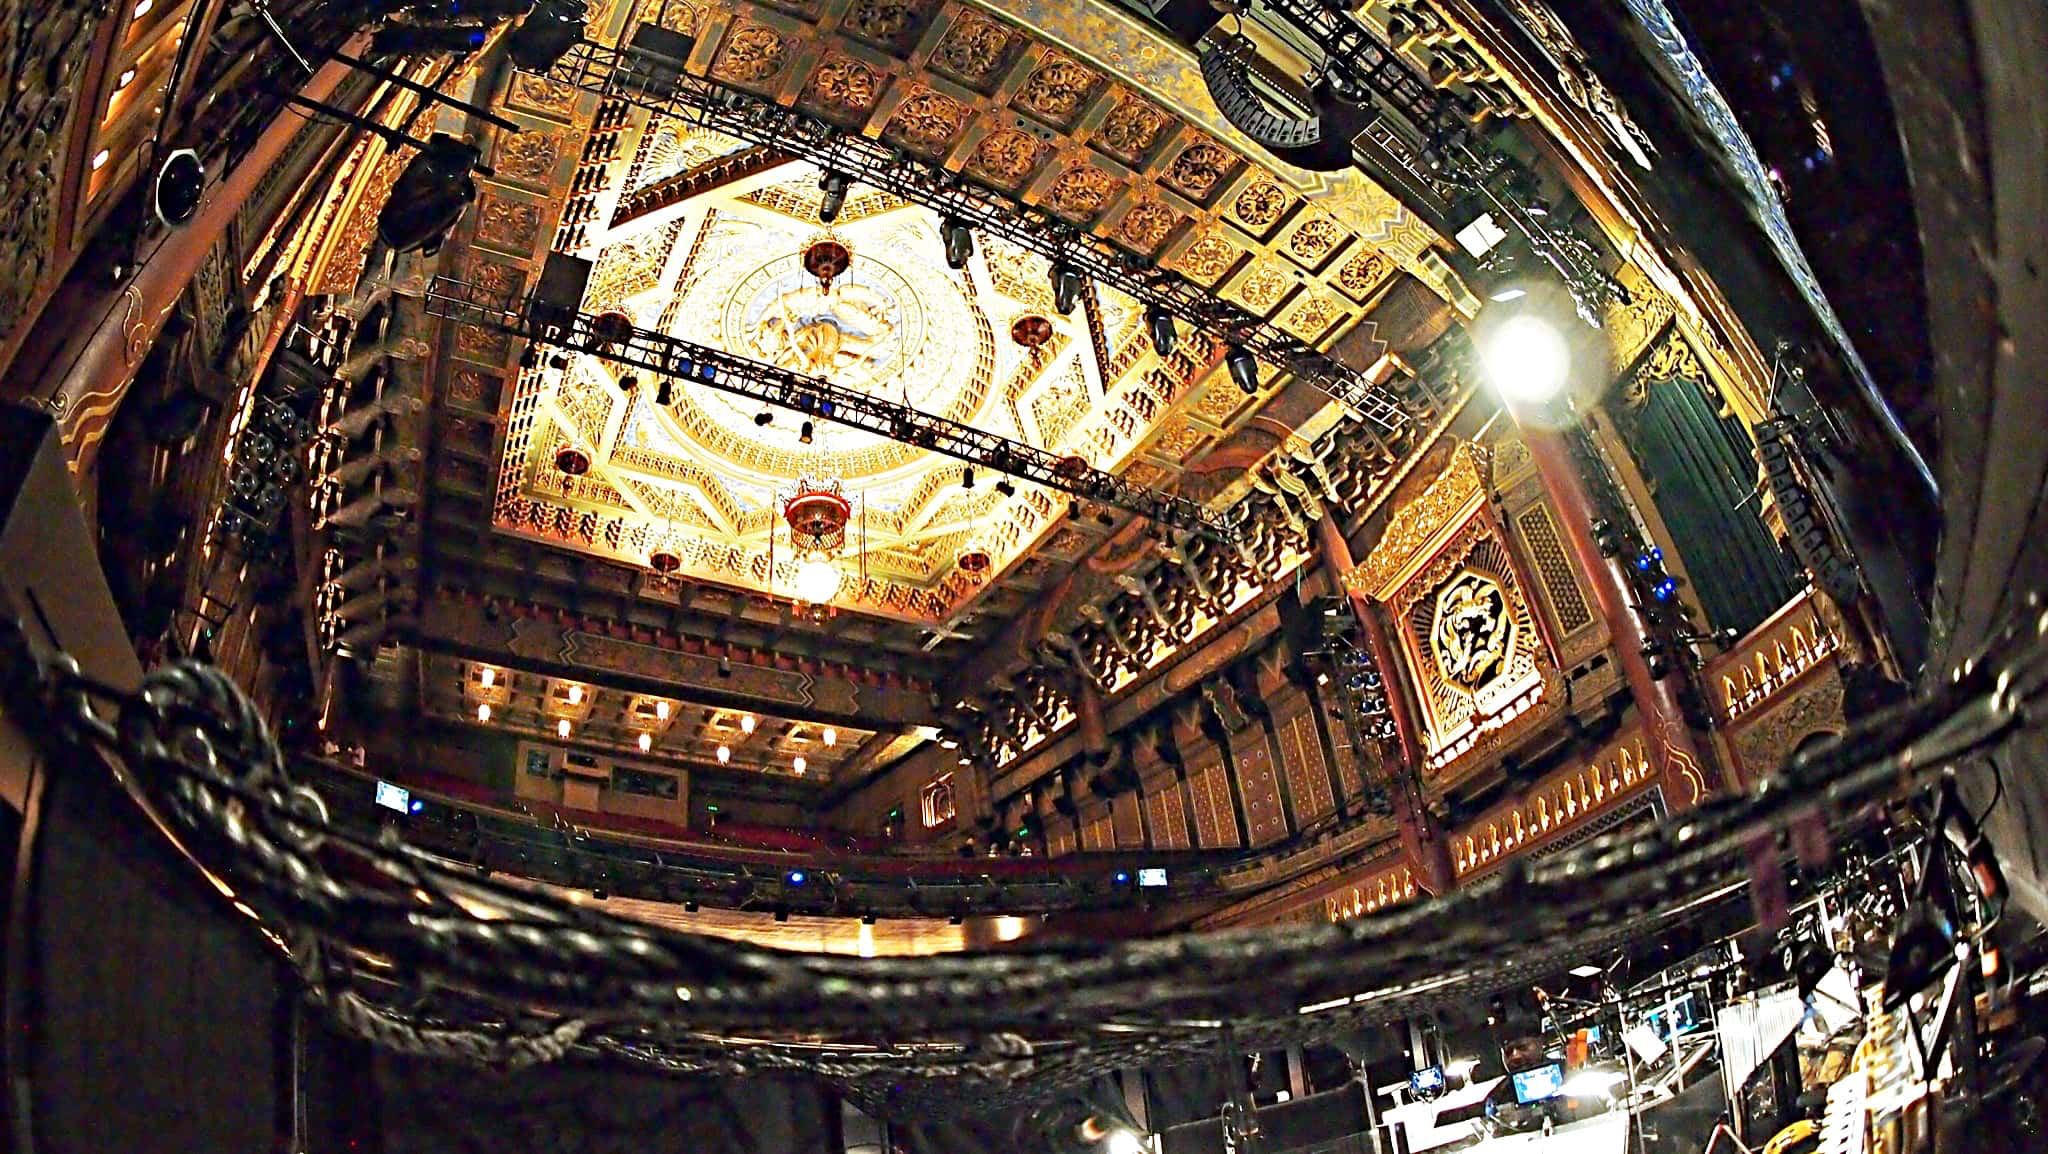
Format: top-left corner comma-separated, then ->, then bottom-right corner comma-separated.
1349,442 -> 1489,597
1229,261 -> 1293,312
1454,733 -> 1653,877
507,72 -> 578,117
1115,200 -> 1180,254
1194,379 -> 1249,423
1164,137 -> 1237,200
633,0 -> 700,31
885,88 -> 970,153
456,324 -> 513,364
1152,419 -> 1208,460
449,369 -> 496,409
1173,232 -> 1242,285
1285,216 -> 1347,266
1229,179 -> 1291,230
494,129 -> 563,187
931,12 -> 1015,85
711,25 -> 791,85
1045,164 -> 1120,221
465,258 -> 527,310
1335,246 -> 1394,301
967,129 -> 1046,188
803,57 -> 883,117
843,0 -> 928,48
1015,51 -> 1101,124
1431,572 -> 1514,691
1095,93 -> 1170,162
1619,326 -> 1707,408
474,194 -> 544,253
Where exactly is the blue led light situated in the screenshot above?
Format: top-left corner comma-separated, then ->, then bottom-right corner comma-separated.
1635,554 -> 1653,572
676,358 -> 694,377
1113,870 -> 1131,885
697,363 -> 717,382
786,869 -> 807,886
1651,547 -> 1663,564
409,799 -> 425,814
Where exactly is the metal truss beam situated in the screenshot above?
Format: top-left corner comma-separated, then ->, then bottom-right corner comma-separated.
525,33 -> 1411,433
425,278 -> 1241,541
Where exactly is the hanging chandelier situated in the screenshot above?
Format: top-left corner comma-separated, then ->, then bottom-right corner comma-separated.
802,233 -> 853,292
781,475 -> 853,606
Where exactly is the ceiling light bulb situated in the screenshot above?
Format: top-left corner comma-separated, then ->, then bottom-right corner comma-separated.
567,684 -> 583,705
822,728 -> 837,747
477,702 -> 492,722
793,756 -> 807,776
655,700 -> 671,720
1105,1128 -> 1148,1154
557,718 -> 572,738
740,715 -> 756,735
793,556 -> 842,604
1481,314 -> 1572,405
638,732 -> 653,752
479,667 -> 496,688
717,744 -> 731,764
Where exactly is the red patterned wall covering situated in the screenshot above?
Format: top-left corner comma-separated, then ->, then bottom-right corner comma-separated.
1187,756 -> 1241,848
1273,696 -> 1336,824
1112,792 -> 1146,847
1231,729 -> 1290,847
1144,781 -> 1192,848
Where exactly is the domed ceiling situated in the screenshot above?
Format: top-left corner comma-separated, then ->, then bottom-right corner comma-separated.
496,150 -> 1167,623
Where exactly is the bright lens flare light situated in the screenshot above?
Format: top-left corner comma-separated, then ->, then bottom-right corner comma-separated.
1105,1129 -> 1149,1154
793,557 -> 843,605
1481,314 -> 1572,406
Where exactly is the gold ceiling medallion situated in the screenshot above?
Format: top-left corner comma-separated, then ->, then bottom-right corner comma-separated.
1431,571 -> 1514,692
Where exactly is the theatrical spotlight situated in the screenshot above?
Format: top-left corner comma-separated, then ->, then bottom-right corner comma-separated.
508,0 -> 589,73
1145,304 -> 1176,357
1052,263 -> 1085,315
377,133 -> 484,255
1480,313 -> 1571,406
799,420 -> 814,445
818,171 -> 850,223
942,217 -> 975,269
1225,345 -> 1260,395
994,478 -> 1016,498
654,378 -> 674,406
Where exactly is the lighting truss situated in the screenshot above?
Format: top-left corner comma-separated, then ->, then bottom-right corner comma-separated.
523,32 -> 1410,435
424,277 -> 1240,541
1253,0 -> 1626,325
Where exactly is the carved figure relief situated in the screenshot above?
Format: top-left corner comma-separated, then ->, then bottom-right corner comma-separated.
711,25 -> 791,86
967,129 -> 1047,188
1165,138 -> 1238,201
1431,572 -> 1514,691
1014,51 -> 1101,126
931,13 -> 1017,87
884,88 -> 970,154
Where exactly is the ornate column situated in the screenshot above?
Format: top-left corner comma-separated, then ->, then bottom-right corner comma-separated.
1519,425 -> 1714,810
1316,512 -> 1456,893
7,34 -> 372,473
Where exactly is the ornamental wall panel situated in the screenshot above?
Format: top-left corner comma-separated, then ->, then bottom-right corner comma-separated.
1143,781 -> 1192,849
1111,791 -> 1146,847
1230,728 -> 1290,847
1273,697 -> 1336,824
1186,756 -> 1240,849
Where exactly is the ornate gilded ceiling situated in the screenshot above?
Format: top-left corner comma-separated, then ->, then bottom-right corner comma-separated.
449,0 -> 1459,638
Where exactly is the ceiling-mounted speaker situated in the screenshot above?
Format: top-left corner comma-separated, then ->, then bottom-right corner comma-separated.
1226,345 -> 1260,394
152,148 -> 205,228
509,0 -> 589,73
376,133 -> 483,255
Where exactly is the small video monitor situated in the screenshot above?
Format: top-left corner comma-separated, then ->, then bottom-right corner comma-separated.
1137,867 -> 1169,888
1409,1066 -> 1445,1095
374,781 -> 412,814
1511,1063 -> 1565,1104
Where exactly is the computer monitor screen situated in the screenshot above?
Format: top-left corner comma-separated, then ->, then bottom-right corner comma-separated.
1409,1066 -> 1445,1094
374,781 -> 411,814
1645,993 -> 1702,1039
1511,1063 -> 1565,1104
1137,867 -> 1169,888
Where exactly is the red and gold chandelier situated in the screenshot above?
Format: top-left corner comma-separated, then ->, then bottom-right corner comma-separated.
777,475 -> 858,606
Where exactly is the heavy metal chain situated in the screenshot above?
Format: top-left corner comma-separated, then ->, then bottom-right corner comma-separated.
2,594 -> 2041,1114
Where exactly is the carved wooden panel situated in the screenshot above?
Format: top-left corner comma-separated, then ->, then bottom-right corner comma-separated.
1274,701 -> 1335,824
1079,804 -> 1114,851
1111,791 -> 1145,847
1230,729 -> 1289,847
1046,814 -> 1076,857
1186,755 -> 1239,849
1144,782 -> 1191,849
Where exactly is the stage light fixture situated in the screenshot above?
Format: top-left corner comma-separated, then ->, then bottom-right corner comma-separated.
818,171 -> 850,223
799,420 -> 814,444
1480,313 -> 1571,405
376,133 -> 483,255
1225,345 -> 1260,395
994,479 -> 1016,498
941,217 -> 975,269
1145,305 -> 1176,357
1051,263 -> 1084,315
549,353 -> 571,370
518,346 -> 538,368
508,0 -> 588,73
618,373 -> 639,392
961,468 -> 975,489
152,148 -> 205,228
655,378 -> 673,405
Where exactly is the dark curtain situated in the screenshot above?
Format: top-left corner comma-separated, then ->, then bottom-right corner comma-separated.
1610,340 -> 1802,634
